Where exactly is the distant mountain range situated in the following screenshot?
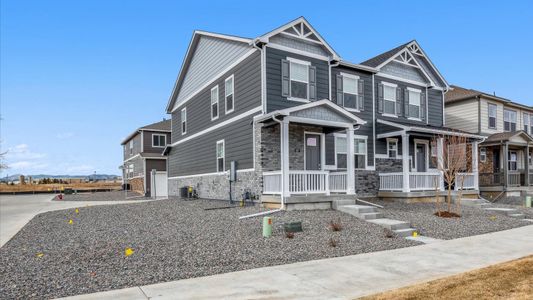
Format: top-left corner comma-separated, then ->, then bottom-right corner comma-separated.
1,174 -> 121,182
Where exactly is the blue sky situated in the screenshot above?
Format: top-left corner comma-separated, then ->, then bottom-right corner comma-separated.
1,0 -> 532,176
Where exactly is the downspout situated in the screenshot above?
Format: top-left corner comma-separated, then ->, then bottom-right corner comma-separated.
239,116 -> 286,220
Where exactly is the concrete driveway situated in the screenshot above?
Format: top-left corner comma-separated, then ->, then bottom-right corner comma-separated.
0,194 -> 150,247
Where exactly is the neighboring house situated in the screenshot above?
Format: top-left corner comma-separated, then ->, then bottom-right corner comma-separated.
164,17 -> 482,205
120,119 -> 171,197
445,85 -> 533,198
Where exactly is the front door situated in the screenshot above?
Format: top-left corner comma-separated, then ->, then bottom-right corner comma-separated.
305,134 -> 321,170
416,143 -> 427,172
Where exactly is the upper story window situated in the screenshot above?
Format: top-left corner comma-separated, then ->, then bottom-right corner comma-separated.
524,112 -> 529,134
181,108 -> 187,135
504,109 -> 517,132
407,88 -> 421,119
152,134 -> 166,148
383,83 -> 397,115
530,115 -> 533,135
337,73 -> 364,111
225,75 -> 234,114
129,140 -> 133,154
216,140 -> 225,172
488,103 -> 497,129
289,59 -> 309,100
387,139 -> 398,158
211,85 -> 219,120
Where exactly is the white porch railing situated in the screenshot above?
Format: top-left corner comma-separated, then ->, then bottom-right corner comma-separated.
456,173 -> 476,190
508,171 -> 521,187
379,173 -> 403,191
409,172 -> 441,191
329,171 -> 347,192
262,171 -> 282,194
289,171 -> 329,194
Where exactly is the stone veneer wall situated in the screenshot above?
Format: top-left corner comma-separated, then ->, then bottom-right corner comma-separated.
129,177 -> 144,195
479,146 -> 496,173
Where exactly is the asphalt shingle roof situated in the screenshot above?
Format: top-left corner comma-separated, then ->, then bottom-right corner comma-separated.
360,41 -> 413,67
140,119 -> 171,131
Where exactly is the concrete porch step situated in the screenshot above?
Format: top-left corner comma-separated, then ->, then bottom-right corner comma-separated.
337,205 -> 377,214
367,218 -> 411,230
393,228 -> 417,237
358,212 -> 385,220
508,213 -> 525,219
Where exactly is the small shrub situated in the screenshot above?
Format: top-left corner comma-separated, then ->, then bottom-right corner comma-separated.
329,238 -> 338,248
384,228 -> 395,238
329,219 -> 342,232
285,232 -> 294,239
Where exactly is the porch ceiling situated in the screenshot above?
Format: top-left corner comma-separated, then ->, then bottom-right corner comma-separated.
376,118 -> 485,140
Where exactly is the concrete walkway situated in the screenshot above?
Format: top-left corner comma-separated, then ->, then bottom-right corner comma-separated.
0,194 -> 152,247
60,225 -> 533,300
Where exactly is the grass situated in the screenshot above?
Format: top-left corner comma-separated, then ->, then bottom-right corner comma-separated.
359,255 -> 533,300
0,182 -> 121,192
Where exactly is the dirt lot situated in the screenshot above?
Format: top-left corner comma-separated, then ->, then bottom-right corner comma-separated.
360,255 -> 533,300
0,182 -> 121,193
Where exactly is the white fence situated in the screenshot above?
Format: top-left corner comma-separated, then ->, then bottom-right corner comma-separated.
289,171 -> 329,194
508,172 -> 521,187
455,173 -> 476,190
329,171 -> 347,192
379,173 -> 403,191
262,171 -> 282,194
409,172 -> 441,191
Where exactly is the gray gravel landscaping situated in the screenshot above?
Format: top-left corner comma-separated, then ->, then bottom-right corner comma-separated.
375,200 -> 530,240
53,190 -> 151,201
0,199 -> 418,299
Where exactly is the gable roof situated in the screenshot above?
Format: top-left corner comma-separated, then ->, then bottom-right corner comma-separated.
121,119 -> 171,145
361,40 -> 449,90
481,131 -> 533,144
165,31 -> 253,113
257,16 -> 340,60
445,85 -> 533,111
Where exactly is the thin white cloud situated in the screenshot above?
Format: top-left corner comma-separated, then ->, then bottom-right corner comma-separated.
8,161 -> 49,170
7,144 -> 46,160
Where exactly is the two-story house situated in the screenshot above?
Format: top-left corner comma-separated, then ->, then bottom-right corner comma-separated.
121,119 -> 171,197
445,85 -> 533,198
164,17 -> 482,207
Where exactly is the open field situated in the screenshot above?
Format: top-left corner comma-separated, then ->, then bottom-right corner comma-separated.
360,255 -> 533,300
0,182 -> 121,193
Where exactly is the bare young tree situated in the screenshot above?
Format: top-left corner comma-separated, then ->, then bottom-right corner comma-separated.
0,151 -> 8,171
432,134 -> 472,216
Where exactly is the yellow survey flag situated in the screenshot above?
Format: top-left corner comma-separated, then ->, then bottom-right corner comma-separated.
125,248 -> 134,257
68,219 -> 73,224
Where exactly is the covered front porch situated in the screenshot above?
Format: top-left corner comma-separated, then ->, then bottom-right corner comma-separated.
256,100 -> 366,199
376,119 -> 483,196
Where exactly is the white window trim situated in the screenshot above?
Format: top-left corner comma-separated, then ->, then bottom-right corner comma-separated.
225,75 -> 235,114
414,139 -> 430,172
508,150 -> 517,171
151,134 -> 167,148
181,107 -> 187,135
487,103 -> 497,129
503,108 -> 517,132
480,147 -> 487,163
523,112 -> 529,133
382,81 -> 397,115
211,85 -> 219,121
287,57 -> 310,102
216,139 -> 225,173
386,138 -> 399,159
407,87 -> 421,120
340,72 -> 360,112
333,133 -> 368,170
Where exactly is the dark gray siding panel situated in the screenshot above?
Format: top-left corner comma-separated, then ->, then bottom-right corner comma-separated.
123,133 -> 142,161
428,89 -> 443,127
171,52 -> 261,144
143,131 -> 171,153
168,116 -> 256,177
145,159 -> 167,194
265,47 -> 329,112
374,76 -> 443,127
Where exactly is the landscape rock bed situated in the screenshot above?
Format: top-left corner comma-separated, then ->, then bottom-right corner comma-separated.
0,199 -> 417,299
53,190 -> 151,201
375,200 -> 529,240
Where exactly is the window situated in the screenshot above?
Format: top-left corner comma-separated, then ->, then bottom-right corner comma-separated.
354,138 -> 367,169
129,140 -> 133,154
480,147 -> 487,162
126,164 -> 134,179
289,59 -> 309,100
335,136 -> 347,169
530,115 -> 533,134
488,103 -> 497,129
225,75 -> 234,114
408,88 -> 421,119
181,108 -> 187,135
152,134 -> 166,147
524,112 -> 529,134
383,83 -> 397,115
342,75 -> 358,109
387,139 -> 398,158
508,151 -> 517,171
216,140 -> 225,172
431,140 -> 437,157
504,109 -> 517,131
334,136 -> 367,169
211,85 -> 219,120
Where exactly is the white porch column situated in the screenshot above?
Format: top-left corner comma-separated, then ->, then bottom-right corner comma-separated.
401,133 -> 410,192
472,141 -> 479,190
346,127 -> 356,194
281,119 -> 290,198
437,137 -> 445,191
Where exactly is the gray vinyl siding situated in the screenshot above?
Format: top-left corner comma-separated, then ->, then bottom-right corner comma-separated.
265,47 -> 329,112
171,51 -> 261,144
123,133 -> 142,161
427,89 -> 443,127
145,159 -> 167,194
168,116 -> 256,177
375,76 -> 443,127
143,131 -> 171,153
325,66 -> 375,167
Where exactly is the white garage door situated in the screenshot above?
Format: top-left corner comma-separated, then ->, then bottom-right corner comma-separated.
151,172 -> 168,198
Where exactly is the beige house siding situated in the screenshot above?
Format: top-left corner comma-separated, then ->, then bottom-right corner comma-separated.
480,97 -> 504,135
445,100 -> 479,133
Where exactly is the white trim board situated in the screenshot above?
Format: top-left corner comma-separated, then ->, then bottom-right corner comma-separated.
168,168 -> 255,180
